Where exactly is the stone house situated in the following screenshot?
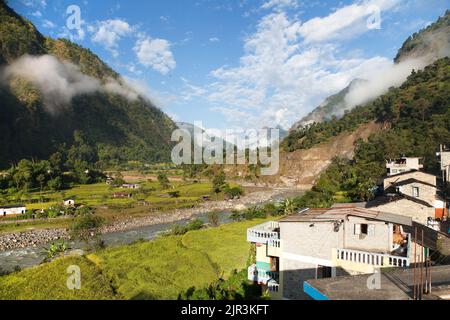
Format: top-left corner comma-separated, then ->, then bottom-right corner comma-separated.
367,171 -> 447,225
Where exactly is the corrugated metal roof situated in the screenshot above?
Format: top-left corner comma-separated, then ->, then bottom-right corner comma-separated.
279,207 -> 412,226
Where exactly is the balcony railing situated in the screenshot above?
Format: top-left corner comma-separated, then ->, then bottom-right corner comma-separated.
336,248 -> 410,267
248,264 -> 279,284
268,239 -> 281,248
267,280 -> 280,293
247,221 -> 280,244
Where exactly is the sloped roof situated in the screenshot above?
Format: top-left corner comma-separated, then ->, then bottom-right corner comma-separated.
279,207 -> 412,226
385,169 -> 435,179
386,178 -> 437,189
366,193 -> 433,208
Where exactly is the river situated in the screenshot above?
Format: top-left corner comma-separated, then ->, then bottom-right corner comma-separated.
0,188 -> 304,273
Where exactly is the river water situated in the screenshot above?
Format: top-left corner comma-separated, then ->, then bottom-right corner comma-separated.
0,189 -> 303,273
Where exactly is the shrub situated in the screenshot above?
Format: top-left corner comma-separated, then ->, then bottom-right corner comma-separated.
70,215 -> 105,243
225,186 -> 244,199
168,191 -> 180,198
168,219 -> 205,236
44,240 -> 69,260
207,212 -> 220,227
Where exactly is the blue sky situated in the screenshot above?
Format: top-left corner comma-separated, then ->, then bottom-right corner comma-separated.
10,0 -> 450,130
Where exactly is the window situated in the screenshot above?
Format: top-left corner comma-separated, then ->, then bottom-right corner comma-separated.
354,224 -> 374,237
412,186 -> 419,197
361,224 -> 368,235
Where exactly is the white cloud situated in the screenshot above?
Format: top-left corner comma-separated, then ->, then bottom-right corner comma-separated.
91,19 -> 133,57
123,76 -> 177,108
298,0 -> 401,43
261,0 -> 299,11
134,37 -> 176,75
209,37 -> 220,43
32,10 -> 42,17
42,19 -> 56,29
201,11 -> 396,129
23,0 -> 46,8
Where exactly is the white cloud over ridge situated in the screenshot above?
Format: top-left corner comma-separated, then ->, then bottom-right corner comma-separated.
0,55 -> 144,114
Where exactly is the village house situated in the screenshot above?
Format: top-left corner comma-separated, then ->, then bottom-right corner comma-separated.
113,192 -> 132,199
63,199 -> 76,207
0,205 -> 26,217
122,184 -> 140,190
247,207 -> 437,300
365,169 -> 448,228
386,157 -> 424,176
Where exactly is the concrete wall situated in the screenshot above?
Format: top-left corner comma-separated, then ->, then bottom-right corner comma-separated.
344,216 -> 392,253
372,199 -> 434,225
0,207 -> 26,216
279,219 -> 393,299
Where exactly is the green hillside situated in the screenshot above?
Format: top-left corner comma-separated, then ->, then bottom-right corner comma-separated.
0,0 -> 176,168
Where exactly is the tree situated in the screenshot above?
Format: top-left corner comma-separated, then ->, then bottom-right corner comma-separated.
157,172 -> 170,189
212,170 -> 226,194
70,214 -> 105,248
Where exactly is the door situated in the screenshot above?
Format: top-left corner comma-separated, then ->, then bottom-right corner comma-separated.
317,266 -> 332,279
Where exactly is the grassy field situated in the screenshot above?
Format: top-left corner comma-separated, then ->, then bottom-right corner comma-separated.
0,256 -> 118,300
2,176 -> 221,211
0,218 -> 269,300
0,177 -> 230,234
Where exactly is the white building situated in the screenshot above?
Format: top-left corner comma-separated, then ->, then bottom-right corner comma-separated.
63,199 -> 76,207
386,157 -> 424,176
122,184 -> 140,189
0,205 -> 26,217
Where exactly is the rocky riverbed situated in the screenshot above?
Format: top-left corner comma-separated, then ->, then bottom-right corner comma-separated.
0,229 -> 69,251
0,187 -> 303,252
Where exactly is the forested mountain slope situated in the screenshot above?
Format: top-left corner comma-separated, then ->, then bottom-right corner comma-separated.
0,0 -> 176,168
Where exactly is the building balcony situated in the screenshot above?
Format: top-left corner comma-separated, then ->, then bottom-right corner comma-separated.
247,221 -> 280,244
267,239 -> 282,257
247,264 -> 279,284
335,248 -> 410,268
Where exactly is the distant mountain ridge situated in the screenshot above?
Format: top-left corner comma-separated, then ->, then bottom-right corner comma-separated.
395,10 -> 450,63
289,79 -> 367,132
0,0 -> 176,167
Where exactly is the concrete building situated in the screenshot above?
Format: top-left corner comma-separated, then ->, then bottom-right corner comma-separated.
0,205 -> 26,217
386,157 -> 423,176
63,199 -> 75,207
122,184 -> 140,189
437,144 -> 450,187
246,207 -> 434,300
